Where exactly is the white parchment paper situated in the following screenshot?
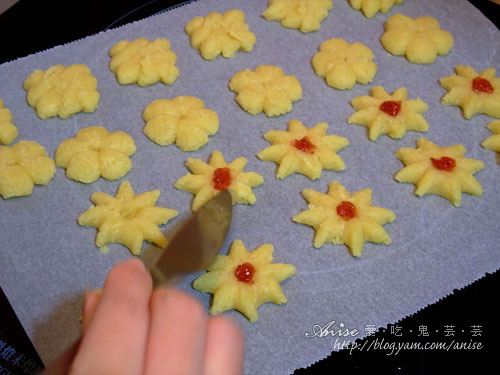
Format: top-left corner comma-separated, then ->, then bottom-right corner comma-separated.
1,0 -> 499,373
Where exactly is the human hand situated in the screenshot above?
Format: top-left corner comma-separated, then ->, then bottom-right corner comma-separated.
50,258 -> 245,374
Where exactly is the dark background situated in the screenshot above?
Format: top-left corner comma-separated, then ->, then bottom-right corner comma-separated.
0,1 -> 498,374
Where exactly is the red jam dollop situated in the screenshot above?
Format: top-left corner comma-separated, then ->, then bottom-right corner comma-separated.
212,167 -> 232,191
380,100 -> 402,117
234,262 -> 255,284
431,157 -> 456,172
336,201 -> 356,221
292,136 -> 316,154
472,77 -> 494,94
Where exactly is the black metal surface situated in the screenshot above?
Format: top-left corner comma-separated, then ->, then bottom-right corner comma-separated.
0,1 -> 498,374
0,287 -> 44,375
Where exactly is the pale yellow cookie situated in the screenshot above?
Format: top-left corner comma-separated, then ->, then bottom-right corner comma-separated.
440,65 -> 500,119
193,239 -> 296,323
262,0 -> 333,33
0,140 -> 55,199
348,86 -> 429,140
78,180 -> 178,255
0,99 -> 18,145
229,65 -> 302,116
293,181 -> 395,257
312,38 -> 377,90
481,120 -> 500,163
143,96 -> 219,151
257,119 -> 349,180
175,150 -> 264,211
109,37 -> 179,86
185,9 -> 256,60
349,0 -> 403,18
380,14 -> 453,64
55,126 -> 136,184
394,138 -> 484,207
23,64 -> 99,119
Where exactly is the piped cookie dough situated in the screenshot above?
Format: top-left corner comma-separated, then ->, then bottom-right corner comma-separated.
349,0 -> 403,19
55,126 -> 136,184
440,65 -> 500,119
312,38 -> 377,90
0,99 -> 18,145
481,120 -> 500,163
394,138 -> 484,207
0,140 -> 55,199
380,14 -> 453,64
257,119 -> 349,180
185,9 -> 256,60
23,64 -> 99,119
262,0 -> 333,33
348,86 -> 429,140
193,239 -> 296,323
109,37 -> 179,86
175,150 -> 264,211
143,96 -> 219,151
229,65 -> 302,116
293,181 -> 395,257
78,180 -> 178,255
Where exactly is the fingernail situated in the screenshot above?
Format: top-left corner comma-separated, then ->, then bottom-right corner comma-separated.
124,258 -> 146,272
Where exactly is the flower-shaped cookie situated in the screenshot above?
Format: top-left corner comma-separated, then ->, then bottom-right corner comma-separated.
109,38 -> 179,86
143,96 -> 219,151
23,64 -> 99,119
293,181 -> 395,257
229,65 -> 302,116
380,14 -> 453,64
0,140 -> 55,199
312,38 -> 377,90
257,119 -> 349,180
78,180 -> 178,255
0,99 -> 18,145
394,138 -> 484,207
185,9 -> 256,60
349,0 -> 403,19
55,126 -> 136,184
440,66 -> 500,119
193,239 -> 296,322
348,86 -> 429,140
175,150 -> 264,211
481,120 -> 500,163
262,0 -> 333,33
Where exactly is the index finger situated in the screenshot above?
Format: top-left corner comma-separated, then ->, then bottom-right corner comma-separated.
70,259 -> 152,375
